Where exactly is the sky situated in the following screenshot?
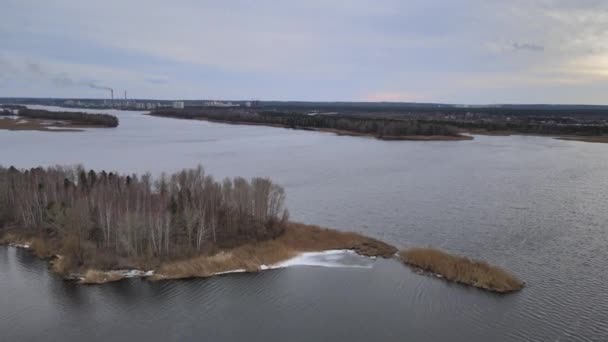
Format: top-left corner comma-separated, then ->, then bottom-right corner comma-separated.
1,0 -> 607,104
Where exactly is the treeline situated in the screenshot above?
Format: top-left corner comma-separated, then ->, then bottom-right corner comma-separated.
259,102 -> 608,119
426,119 -> 608,136
0,166 -> 288,269
1,108 -> 119,127
152,109 -> 461,137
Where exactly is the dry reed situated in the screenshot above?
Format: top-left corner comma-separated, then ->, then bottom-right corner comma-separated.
399,248 -> 524,293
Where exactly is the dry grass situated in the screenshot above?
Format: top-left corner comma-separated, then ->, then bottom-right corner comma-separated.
0,231 -> 31,246
399,248 -> 524,293
81,270 -> 124,284
152,222 -> 396,281
277,222 -> 397,257
151,243 -> 293,281
0,230 -> 56,258
29,237 -> 54,258
50,255 -> 71,275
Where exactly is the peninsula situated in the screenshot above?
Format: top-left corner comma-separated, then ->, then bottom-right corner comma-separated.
0,165 -> 522,293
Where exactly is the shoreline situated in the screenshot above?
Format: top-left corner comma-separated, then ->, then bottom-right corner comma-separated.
1,224 -> 523,293
554,136 -> 608,144
466,130 -> 608,144
147,113 -> 473,141
1,222 -> 397,284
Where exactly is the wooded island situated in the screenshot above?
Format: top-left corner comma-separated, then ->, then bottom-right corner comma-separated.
0,165 -> 522,293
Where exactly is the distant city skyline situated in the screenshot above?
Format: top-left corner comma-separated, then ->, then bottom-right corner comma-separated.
1,1 -> 607,104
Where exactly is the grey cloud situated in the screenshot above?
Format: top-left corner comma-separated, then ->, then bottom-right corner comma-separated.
20,61 -> 95,88
512,42 -> 544,52
0,57 -> 18,78
53,72 -> 79,87
145,78 -> 169,84
26,62 -> 47,76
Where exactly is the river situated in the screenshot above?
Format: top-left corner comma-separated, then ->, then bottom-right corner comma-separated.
1,106 -> 607,341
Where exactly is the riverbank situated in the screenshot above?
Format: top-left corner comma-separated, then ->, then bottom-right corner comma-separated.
465,129 -> 608,144
398,248 -> 524,293
555,136 -> 608,144
0,222 -> 397,284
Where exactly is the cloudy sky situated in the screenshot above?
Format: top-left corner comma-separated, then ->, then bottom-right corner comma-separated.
1,0 -> 607,104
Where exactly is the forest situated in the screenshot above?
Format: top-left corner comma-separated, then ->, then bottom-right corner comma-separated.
0,107 -> 119,127
151,109 -> 462,138
0,166 -> 288,273
425,119 -> 608,136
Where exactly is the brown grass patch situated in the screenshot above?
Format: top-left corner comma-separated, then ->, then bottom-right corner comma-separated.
152,222 -> 396,281
399,248 -> 524,293
0,231 -> 31,246
49,255 -> 70,275
278,222 -> 397,257
29,237 -> 54,258
81,270 -> 124,284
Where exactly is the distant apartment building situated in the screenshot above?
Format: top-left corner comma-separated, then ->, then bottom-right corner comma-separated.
173,101 -> 185,109
204,100 -> 238,107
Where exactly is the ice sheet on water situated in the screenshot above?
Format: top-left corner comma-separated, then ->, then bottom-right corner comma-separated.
213,269 -> 247,276
264,250 -> 375,270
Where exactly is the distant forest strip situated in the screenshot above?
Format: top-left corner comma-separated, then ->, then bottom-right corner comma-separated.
150,109 -> 465,139
0,107 -> 118,127
258,102 -> 608,119
424,119 -> 608,136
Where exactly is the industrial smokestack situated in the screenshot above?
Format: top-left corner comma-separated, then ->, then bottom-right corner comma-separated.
89,84 -> 114,106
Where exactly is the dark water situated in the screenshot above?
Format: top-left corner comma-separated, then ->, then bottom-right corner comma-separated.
1,106 -> 607,341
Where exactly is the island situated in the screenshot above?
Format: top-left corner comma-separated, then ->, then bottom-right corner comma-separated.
0,165 -> 522,293
0,106 -> 119,131
399,248 -> 524,293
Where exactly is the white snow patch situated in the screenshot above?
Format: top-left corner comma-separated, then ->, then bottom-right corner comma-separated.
9,243 -> 30,249
207,250 -> 376,277
263,249 -> 375,270
107,269 -> 155,278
